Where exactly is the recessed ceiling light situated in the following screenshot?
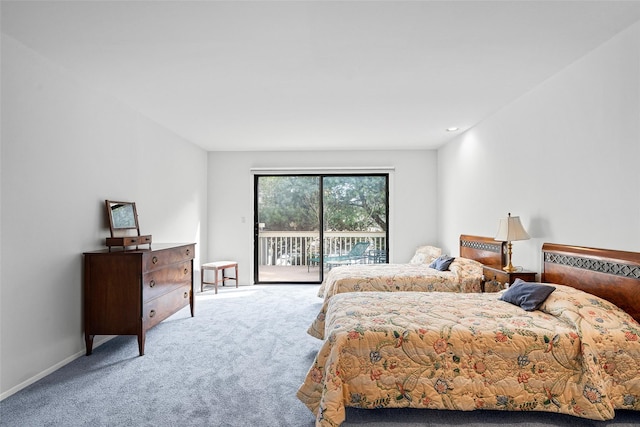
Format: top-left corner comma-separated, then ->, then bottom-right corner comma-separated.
446,127 -> 460,132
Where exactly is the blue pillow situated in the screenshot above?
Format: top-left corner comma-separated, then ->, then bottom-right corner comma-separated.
499,278 -> 556,311
429,255 -> 455,271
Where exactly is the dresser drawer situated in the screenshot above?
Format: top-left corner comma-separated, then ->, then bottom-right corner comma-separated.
142,260 -> 192,301
143,244 -> 195,271
143,284 -> 191,329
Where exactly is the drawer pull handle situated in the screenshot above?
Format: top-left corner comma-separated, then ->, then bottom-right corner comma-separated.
184,268 -> 189,275
152,256 -> 158,264
149,280 -> 155,288
184,292 -> 188,299
149,309 -> 156,318
186,249 -> 190,255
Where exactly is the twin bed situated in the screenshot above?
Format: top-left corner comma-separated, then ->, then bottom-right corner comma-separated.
317,235 -> 505,300
298,241 -> 640,426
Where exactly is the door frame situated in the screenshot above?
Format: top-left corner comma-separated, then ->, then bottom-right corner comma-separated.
253,173 -> 389,284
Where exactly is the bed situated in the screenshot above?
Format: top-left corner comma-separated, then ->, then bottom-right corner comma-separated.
317,234 -> 507,300
308,235 -> 506,339
297,243 -> 640,426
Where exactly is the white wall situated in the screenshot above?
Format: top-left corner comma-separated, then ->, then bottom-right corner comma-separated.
0,35 -> 208,398
4,13 -> 638,403
437,22 -> 640,271
207,150 -> 437,283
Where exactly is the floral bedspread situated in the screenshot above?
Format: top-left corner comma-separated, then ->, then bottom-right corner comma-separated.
309,258 -> 484,339
317,257 -> 484,299
297,285 -> 640,426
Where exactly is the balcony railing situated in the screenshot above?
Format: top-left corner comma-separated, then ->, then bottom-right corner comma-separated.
257,231 -> 387,266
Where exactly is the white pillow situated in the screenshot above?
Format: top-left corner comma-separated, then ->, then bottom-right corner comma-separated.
409,245 -> 442,264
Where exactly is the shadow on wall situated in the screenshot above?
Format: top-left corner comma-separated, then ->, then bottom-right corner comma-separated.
528,216 -> 552,241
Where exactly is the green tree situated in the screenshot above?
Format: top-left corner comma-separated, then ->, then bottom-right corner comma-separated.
323,176 -> 387,232
257,175 -> 387,232
257,176 -> 320,231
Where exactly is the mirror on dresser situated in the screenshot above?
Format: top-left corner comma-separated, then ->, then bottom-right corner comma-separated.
107,200 -> 138,230
105,200 -> 152,250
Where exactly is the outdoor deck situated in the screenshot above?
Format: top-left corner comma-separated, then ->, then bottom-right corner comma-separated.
254,231 -> 387,283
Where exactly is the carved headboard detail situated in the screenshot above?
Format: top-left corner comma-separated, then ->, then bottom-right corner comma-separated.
542,243 -> 640,323
543,252 -> 640,279
459,235 -> 507,269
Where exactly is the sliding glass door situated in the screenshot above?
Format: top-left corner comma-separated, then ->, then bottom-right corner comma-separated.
254,174 -> 388,284
255,175 -> 322,283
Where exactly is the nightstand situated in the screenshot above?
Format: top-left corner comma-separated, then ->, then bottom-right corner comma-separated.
482,266 -> 537,292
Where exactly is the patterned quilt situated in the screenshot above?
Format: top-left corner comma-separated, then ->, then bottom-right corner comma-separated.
309,258 -> 484,339
297,285 -> 640,426
317,257 -> 484,299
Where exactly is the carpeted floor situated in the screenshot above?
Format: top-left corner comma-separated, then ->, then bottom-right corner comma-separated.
1,284 -> 639,427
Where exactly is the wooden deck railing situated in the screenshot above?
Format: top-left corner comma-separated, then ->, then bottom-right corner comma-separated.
257,231 -> 386,266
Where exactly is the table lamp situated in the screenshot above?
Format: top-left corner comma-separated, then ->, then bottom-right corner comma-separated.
495,212 -> 530,272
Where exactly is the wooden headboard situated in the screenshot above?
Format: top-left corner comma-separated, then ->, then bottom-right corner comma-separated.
542,243 -> 640,324
459,235 -> 507,269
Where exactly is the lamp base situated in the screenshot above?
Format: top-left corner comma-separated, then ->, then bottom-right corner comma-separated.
503,264 -> 517,273
503,241 -> 517,272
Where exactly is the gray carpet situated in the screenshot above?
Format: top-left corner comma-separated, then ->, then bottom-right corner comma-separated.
1,284 -> 639,427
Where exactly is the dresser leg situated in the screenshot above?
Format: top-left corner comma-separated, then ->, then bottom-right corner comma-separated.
190,289 -> 195,317
138,332 -> 145,356
85,334 -> 94,356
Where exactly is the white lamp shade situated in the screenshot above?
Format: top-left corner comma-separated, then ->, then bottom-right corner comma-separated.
495,213 -> 530,242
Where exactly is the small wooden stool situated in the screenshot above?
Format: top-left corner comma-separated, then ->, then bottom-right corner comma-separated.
201,261 -> 238,294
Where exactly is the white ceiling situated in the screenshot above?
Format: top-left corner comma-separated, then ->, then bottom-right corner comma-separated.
3,1 -> 640,152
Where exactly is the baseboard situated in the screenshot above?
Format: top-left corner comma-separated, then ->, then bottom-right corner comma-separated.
0,335 -> 114,401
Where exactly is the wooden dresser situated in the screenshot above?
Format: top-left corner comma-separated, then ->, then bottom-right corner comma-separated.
83,243 -> 195,356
